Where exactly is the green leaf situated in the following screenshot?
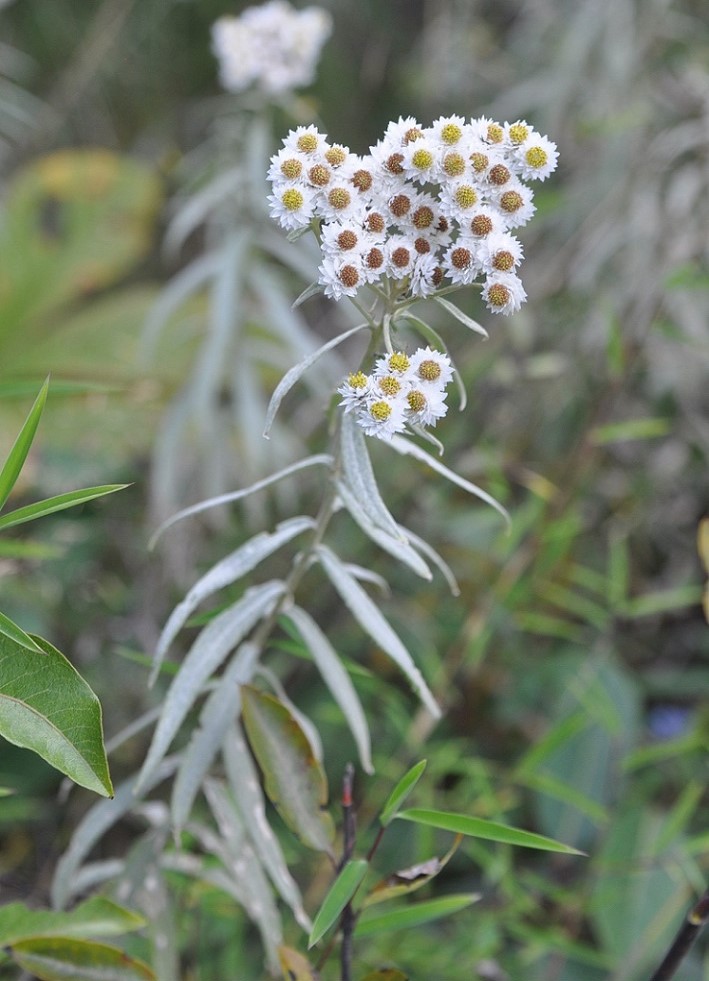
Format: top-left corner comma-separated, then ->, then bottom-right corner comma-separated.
395,808 -> 584,855
308,859 -> 368,948
380,760 -> 427,826
278,945 -> 317,980
241,685 -> 335,854
0,483 -> 128,532
362,837 -> 461,909
0,633 -> 113,797
11,937 -> 155,980
0,610 -> 43,653
0,897 -> 146,946
0,377 -> 48,511
590,417 -> 671,445
355,894 -> 479,937
433,296 -> 488,337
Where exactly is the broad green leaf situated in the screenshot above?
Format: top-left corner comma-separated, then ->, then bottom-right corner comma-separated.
0,897 -> 145,946
395,808 -> 584,855
137,581 -> 284,790
0,484 -> 128,532
355,894 -> 479,937
284,605 -> 373,775
0,377 -> 48,511
241,685 -> 335,854
362,836 -> 461,909
0,610 -> 43,653
388,435 -> 509,527
263,322 -> 368,437
0,633 -> 112,797
360,971 -> 409,981
149,454 -> 332,547
433,296 -> 488,337
316,545 -> 440,719
11,937 -> 155,981
380,760 -> 427,827
278,945 -> 317,980
308,859 -> 368,948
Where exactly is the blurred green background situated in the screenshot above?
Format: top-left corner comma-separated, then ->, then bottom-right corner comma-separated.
0,0 -> 707,979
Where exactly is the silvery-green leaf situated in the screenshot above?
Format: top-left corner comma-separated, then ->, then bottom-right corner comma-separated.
223,723 -> 311,931
292,280 -> 325,308
170,643 -> 260,833
398,524 -> 460,596
335,478 -> 431,581
316,545 -> 440,719
141,251 -> 221,361
389,435 -> 510,527
342,564 -> 390,595
251,263 -> 330,366
434,296 -> 489,337
152,517 -> 314,683
149,455 -> 332,547
259,226 -> 322,284
137,581 -> 285,792
263,323 -> 369,438
256,665 -> 323,763
52,758 -> 179,909
407,421 -> 445,456
340,411 -> 403,541
164,167 -> 243,256
284,605 -> 373,775
395,314 -> 467,410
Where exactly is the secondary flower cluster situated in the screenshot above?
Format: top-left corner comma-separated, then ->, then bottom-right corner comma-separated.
212,1 -> 332,95
268,115 -> 558,314
339,347 -> 453,440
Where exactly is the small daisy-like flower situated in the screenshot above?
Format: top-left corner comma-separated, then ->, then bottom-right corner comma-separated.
383,115 -> 425,146
321,220 -> 370,256
268,184 -> 316,229
409,347 -> 454,388
319,254 -> 363,299
428,114 -> 467,149
320,183 -> 363,222
514,134 -> 559,182
467,205 -> 504,238
324,144 -> 351,169
505,120 -> 532,146
478,231 -> 524,275
439,180 -> 480,221
385,236 -> 415,279
410,252 -> 442,298
375,350 -> 411,378
440,150 -> 468,181
338,370 -> 373,412
471,116 -> 505,145
406,386 -> 449,427
482,272 -> 527,315
369,139 -> 407,189
401,136 -> 439,184
442,239 -> 481,286
495,182 -> 536,228
283,125 -> 327,157
267,147 -> 306,184
356,395 -> 408,440
361,244 -> 386,283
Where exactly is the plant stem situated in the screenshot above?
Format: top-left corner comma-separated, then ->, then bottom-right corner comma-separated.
339,763 -> 357,981
649,887 -> 709,981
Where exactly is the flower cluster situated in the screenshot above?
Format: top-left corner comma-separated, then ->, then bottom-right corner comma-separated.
268,116 -> 558,314
339,347 -> 453,440
212,1 -> 332,95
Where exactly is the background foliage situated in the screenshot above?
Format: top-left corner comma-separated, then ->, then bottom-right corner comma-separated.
0,0 -> 707,979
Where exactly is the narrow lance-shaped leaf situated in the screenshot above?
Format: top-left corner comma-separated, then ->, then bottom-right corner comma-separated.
0,377 -> 48,512
308,860 -> 368,948
0,897 -> 146,947
389,435 -> 510,527
362,836 -> 462,909
241,685 -> 335,854
0,633 -> 112,798
316,545 -> 441,719
0,484 -> 128,533
395,808 -> 585,855
137,581 -> 284,791
380,760 -> 427,827
0,610 -> 43,653
284,605 -> 373,775
151,516 -> 314,684
356,895 -> 480,938
263,322 -> 368,437
278,946 -> 317,980
434,295 -> 488,337
11,937 -> 155,981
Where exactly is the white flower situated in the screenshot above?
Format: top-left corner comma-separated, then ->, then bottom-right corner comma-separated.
356,394 -> 408,440
513,134 -> 559,181
466,204 -> 506,239
338,371 -> 373,413
401,136 -> 440,184
409,347 -> 454,389
319,183 -> 364,222
406,386 -> 449,427
319,254 -> 364,299
439,180 -> 481,222
494,181 -> 536,229
282,125 -> 328,158
478,231 -> 524,275
267,184 -> 316,229
321,220 -> 371,257
442,239 -> 481,286
385,235 -> 416,279
482,272 -> 527,315
410,252 -> 443,298
427,114 -> 468,150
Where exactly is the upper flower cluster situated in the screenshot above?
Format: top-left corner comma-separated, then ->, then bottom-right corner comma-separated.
339,347 -> 453,440
267,115 -> 558,314
212,1 -> 332,95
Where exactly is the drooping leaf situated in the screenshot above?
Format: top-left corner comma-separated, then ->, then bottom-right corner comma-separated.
137,580 -> 284,790
316,545 -> 440,719
284,605 -> 373,774
395,808 -> 584,855
0,897 -> 145,947
0,633 -> 112,797
0,610 -> 43,653
0,484 -> 128,533
362,836 -> 462,909
308,859 -> 368,948
433,296 -> 488,337
388,435 -> 509,526
10,937 -> 155,981
379,760 -> 427,827
278,945 -> 317,980
355,894 -> 480,937
263,322 -> 368,437
154,516 -> 314,683
241,685 -> 335,854
0,376 -> 48,511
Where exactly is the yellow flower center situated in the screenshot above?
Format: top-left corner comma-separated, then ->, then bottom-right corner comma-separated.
492,250 -> 515,272
509,123 -> 529,145
280,158 -> 303,180
281,188 -> 305,212
378,375 -> 401,396
525,146 -> 549,169
407,390 -> 427,412
297,133 -> 319,153
454,185 -> 478,209
411,148 -> 434,171
328,187 -> 352,211
487,283 -> 511,307
370,400 -> 392,421
348,371 -> 368,388
418,359 -> 442,381
442,152 -> 466,177
388,352 -> 410,373
440,123 -> 463,145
